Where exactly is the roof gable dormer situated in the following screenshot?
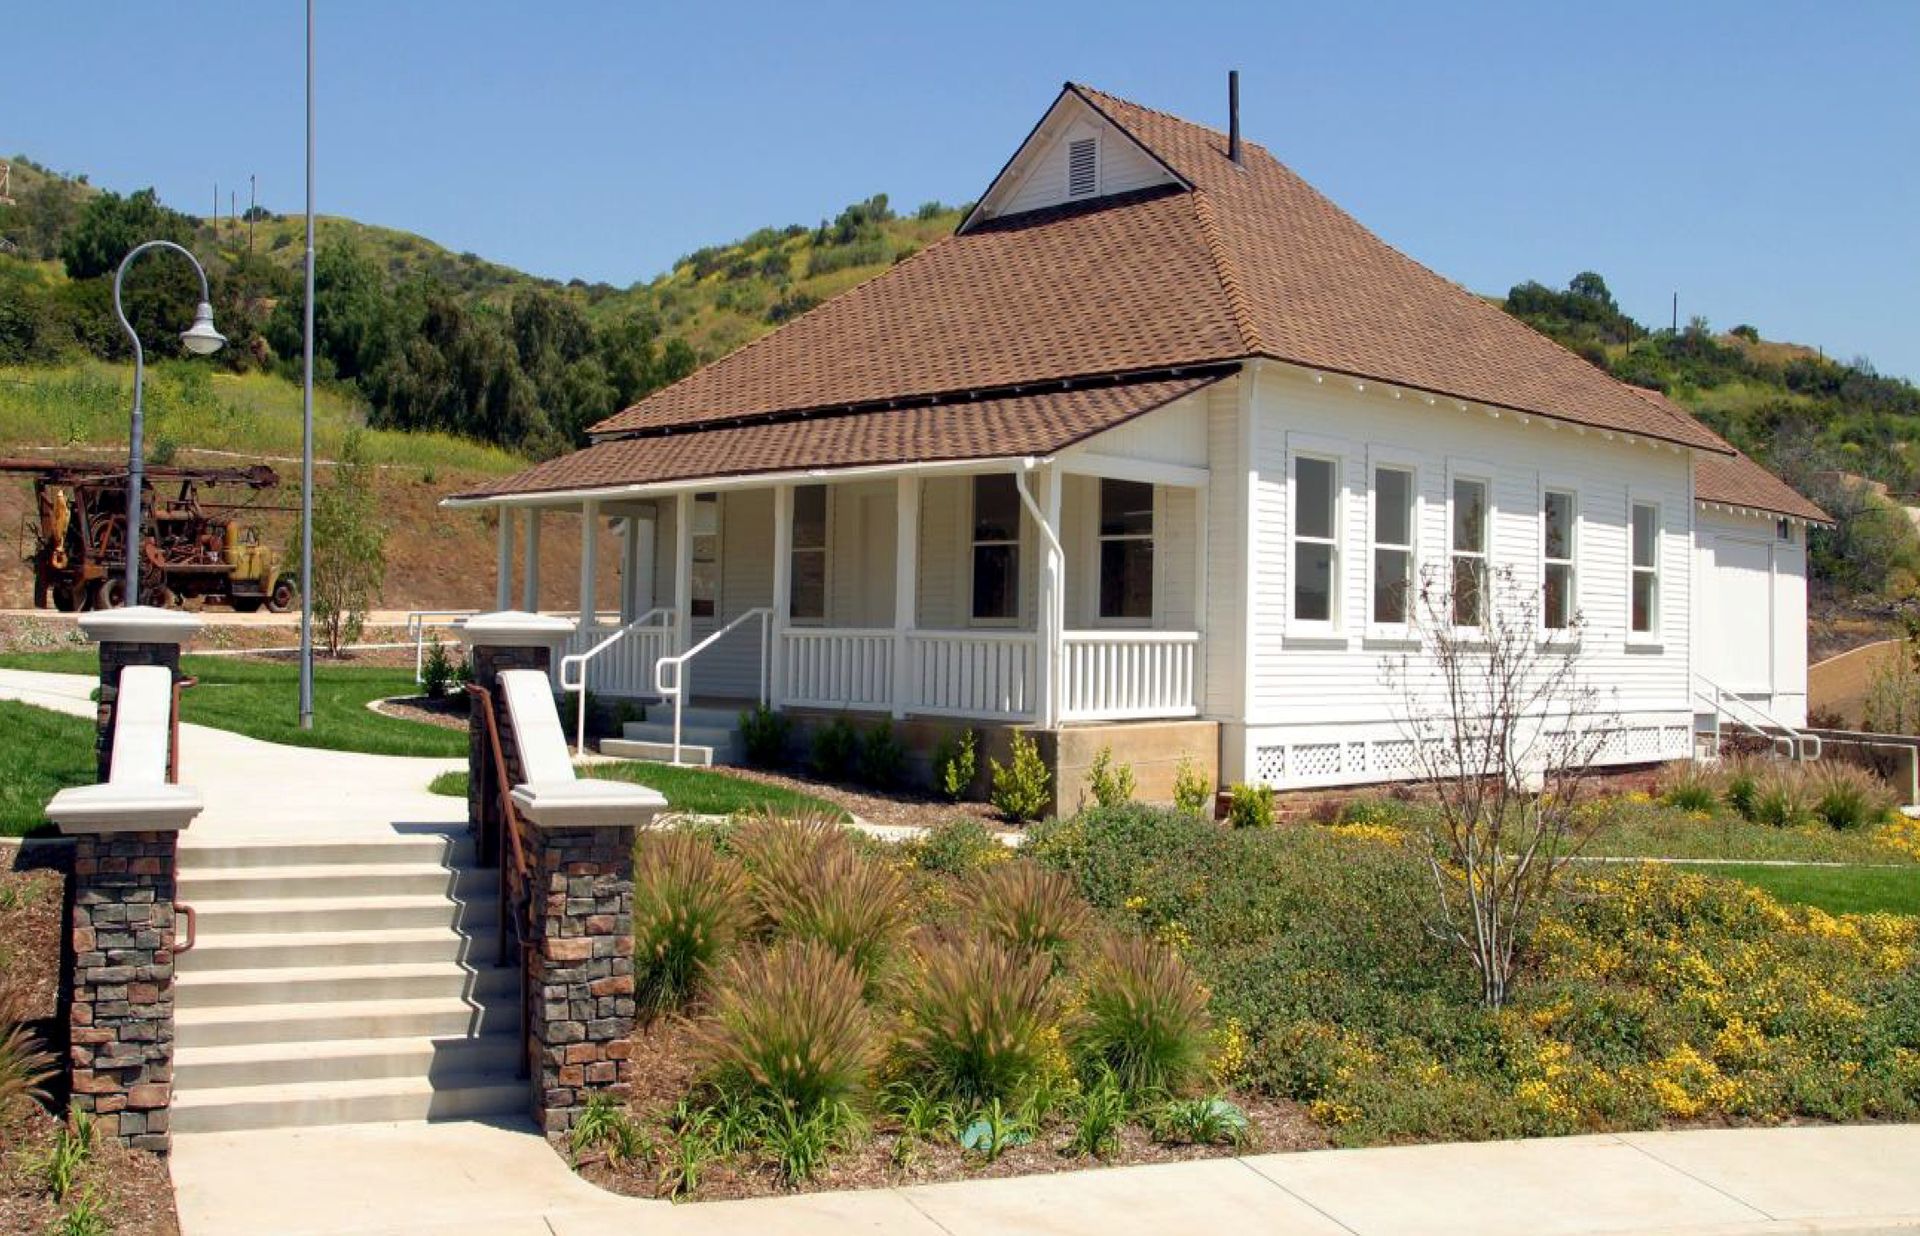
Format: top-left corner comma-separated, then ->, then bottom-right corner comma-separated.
959,85 -> 1188,232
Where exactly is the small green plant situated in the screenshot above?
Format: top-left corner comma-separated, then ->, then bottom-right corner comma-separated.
571,1093 -> 650,1167
885,1081 -> 960,1166
1084,746 -> 1137,809
810,717 -> 861,780
858,720 -> 908,789
910,818 -> 1005,877
1809,763 -> 1896,831
420,635 -> 457,699
1148,1095 -> 1251,1147
1657,761 -> 1719,813
696,940 -> 880,1120
1067,1071 -> 1129,1157
933,728 -> 978,801
0,987 -> 56,1112
632,830 -> 752,1013
1171,756 -> 1212,816
1074,934 -> 1212,1096
738,703 -> 791,768
990,731 -> 1053,822
964,860 -> 1092,964
1337,796 -> 1405,827
755,1099 -> 855,1184
36,1107 -> 96,1202
1719,756 -> 1767,820
959,1097 -> 1033,1161
1225,782 -> 1275,829
46,1187 -> 109,1236
657,1128 -> 714,1200
899,936 -> 1058,1105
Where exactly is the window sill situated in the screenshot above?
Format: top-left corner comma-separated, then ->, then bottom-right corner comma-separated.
1282,624 -> 1350,649
1624,636 -> 1665,652
1538,631 -> 1582,651
1363,625 -> 1420,649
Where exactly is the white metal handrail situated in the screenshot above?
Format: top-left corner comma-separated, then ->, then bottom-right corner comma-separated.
654,607 -> 774,766
1693,672 -> 1822,762
558,608 -> 672,756
408,609 -> 479,684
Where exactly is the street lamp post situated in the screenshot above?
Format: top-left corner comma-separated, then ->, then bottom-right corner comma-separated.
111,240 -> 225,606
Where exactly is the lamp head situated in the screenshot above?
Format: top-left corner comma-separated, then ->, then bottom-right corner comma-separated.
180,302 -> 226,356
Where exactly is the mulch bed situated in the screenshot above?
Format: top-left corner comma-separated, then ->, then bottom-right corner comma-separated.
575,1012 -> 1325,1203
1,857 -> 180,1236
371,693 -> 470,732
711,764 -> 1013,832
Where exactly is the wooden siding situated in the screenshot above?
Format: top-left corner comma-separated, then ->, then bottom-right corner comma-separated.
990,103 -> 1178,220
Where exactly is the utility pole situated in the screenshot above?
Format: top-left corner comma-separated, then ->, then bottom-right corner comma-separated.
1671,292 -> 1678,334
248,174 -> 256,255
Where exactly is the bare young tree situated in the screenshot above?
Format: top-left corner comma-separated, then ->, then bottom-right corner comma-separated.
1383,564 -> 1617,1008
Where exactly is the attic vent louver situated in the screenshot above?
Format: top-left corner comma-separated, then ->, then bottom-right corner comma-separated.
1067,137 -> 1098,198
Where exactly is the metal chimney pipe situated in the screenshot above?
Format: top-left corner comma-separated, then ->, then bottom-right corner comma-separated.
1228,70 -> 1242,165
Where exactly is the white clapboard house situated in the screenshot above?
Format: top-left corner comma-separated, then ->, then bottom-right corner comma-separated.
446,81 -> 1828,804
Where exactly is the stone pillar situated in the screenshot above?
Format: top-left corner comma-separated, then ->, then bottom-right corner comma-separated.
458,612 -> 576,865
83,607 -> 199,782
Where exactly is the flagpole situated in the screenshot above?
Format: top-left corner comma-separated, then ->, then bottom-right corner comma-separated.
298,0 -> 316,730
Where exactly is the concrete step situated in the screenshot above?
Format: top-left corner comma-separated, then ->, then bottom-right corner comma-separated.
178,995 -> 519,1048
642,704 -> 746,730
193,893 -> 502,935
178,835 -> 475,872
178,926 -> 491,973
621,720 -> 736,747
175,1033 -> 520,1089
600,737 -> 717,766
170,1072 -> 526,1134
180,862 -> 495,902
176,961 -> 519,1011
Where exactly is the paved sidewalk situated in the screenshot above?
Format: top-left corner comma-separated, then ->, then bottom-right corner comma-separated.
167,1119 -> 1920,1236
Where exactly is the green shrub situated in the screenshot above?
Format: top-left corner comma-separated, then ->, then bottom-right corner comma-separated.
420,636 -> 457,699
899,936 -> 1059,1105
858,720 -> 907,789
1752,765 -> 1815,828
1658,761 -> 1719,813
963,860 -> 1091,963
810,717 -> 860,780
1808,763 -> 1897,830
1074,934 -> 1212,1097
910,818 -> 1005,877
757,843 -> 908,984
932,728 -> 978,801
990,731 -> 1053,822
632,830 -> 752,1013
738,704 -> 791,768
1084,746 -> 1136,809
1172,756 -> 1212,816
1337,796 -> 1406,827
1225,782 -> 1275,829
1719,756 -> 1768,819
696,940 -> 880,1119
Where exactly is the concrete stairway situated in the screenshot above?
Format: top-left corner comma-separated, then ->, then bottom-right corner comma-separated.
600,704 -> 742,766
172,832 -> 526,1133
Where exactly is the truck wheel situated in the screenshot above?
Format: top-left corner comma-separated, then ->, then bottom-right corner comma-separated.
52,584 -> 79,613
95,578 -> 126,609
231,598 -> 263,614
267,578 -> 297,613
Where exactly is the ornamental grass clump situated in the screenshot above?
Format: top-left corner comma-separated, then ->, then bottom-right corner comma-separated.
757,842 -> 910,986
696,940 -> 881,1120
1074,933 -> 1212,1097
1808,763 -> 1897,831
1751,764 -> 1815,828
1718,755 -> 1769,820
732,809 -> 854,922
963,859 -> 1091,964
632,830 -> 752,1013
1657,761 -> 1719,814
899,935 -> 1060,1106
0,980 -> 56,1113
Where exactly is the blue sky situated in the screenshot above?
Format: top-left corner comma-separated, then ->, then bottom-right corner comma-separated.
7,1 -> 1917,378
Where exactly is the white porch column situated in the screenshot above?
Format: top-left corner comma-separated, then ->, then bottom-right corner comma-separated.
673,491 -> 694,655
578,499 -> 600,631
1036,466 -> 1064,729
495,507 -> 515,611
770,484 -> 793,708
892,476 -> 920,720
520,509 -> 542,613
1192,482 -> 1210,713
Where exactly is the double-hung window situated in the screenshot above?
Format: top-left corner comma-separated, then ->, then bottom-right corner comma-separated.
1451,477 -> 1489,627
1542,489 -> 1576,631
1292,455 -> 1339,625
1630,501 -> 1660,636
971,474 -> 1020,622
1371,465 -> 1415,626
1097,478 -> 1154,621
789,485 -> 827,623
690,493 -> 719,619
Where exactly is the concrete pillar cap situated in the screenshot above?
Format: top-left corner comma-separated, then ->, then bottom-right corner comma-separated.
459,610 -> 578,650
78,606 -> 202,647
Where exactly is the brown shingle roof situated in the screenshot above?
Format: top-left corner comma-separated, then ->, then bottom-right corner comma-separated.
450,374 -> 1226,501
585,82 -> 1728,455
1617,387 -> 1829,523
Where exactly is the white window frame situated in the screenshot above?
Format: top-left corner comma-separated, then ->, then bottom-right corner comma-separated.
1366,448 -> 1421,638
690,492 -> 721,621
1540,479 -> 1580,641
1093,477 -> 1156,628
1287,435 -> 1348,636
968,472 -> 1023,628
1446,461 -> 1496,633
1628,495 -> 1662,646
788,483 -> 830,626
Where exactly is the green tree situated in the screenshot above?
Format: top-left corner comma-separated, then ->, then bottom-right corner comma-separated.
304,430 -> 387,656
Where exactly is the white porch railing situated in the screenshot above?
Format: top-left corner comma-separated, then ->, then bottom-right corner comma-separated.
408,609 -> 479,684
908,631 -> 1040,721
657,608 -> 773,764
780,628 -> 896,712
1060,630 -> 1200,722
558,609 -> 676,755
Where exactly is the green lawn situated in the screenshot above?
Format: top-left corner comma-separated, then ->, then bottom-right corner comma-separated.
1694,863 -> 1920,916
428,763 -> 844,820
0,651 -> 466,758
0,699 -> 97,836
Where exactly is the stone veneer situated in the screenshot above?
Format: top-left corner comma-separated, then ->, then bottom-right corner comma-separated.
525,822 -> 637,1135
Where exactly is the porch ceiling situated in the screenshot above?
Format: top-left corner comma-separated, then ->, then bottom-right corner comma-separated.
448,373 -> 1227,503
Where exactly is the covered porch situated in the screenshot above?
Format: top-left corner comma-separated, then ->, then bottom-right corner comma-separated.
492,454 -> 1208,729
